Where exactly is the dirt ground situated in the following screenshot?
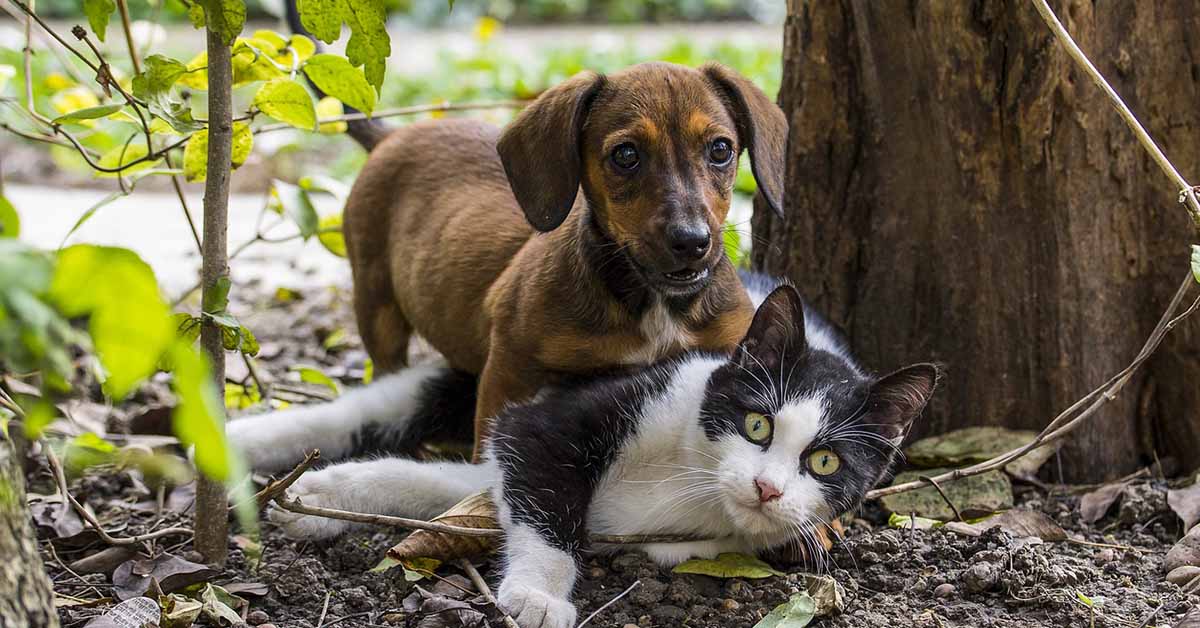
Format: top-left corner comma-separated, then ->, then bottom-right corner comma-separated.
36,282 -> 1200,628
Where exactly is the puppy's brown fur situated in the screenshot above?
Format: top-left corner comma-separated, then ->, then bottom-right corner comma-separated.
343,62 -> 787,456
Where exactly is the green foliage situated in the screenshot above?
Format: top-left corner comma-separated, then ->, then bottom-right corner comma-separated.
254,78 -> 317,130
0,241 -> 79,391
672,553 -> 784,579
291,365 -> 340,395
1191,244 -> 1200,285
132,55 -> 203,133
51,104 -> 124,124
0,194 -> 19,238
753,593 -> 816,628
296,0 -> 391,91
182,123 -> 254,181
49,245 -> 174,399
195,0 -> 247,45
169,340 -> 234,481
303,54 -> 377,116
272,180 -> 319,239
82,0 -> 116,41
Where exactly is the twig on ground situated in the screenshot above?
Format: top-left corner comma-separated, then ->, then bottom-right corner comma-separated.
867,272 -> 1199,501
315,591 -> 332,628
576,580 -> 641,628
917,475 -> 963,522
457,559 -> 520,628
1030,0 -> 1200,228
247,449 -> 320,510
273,494 -> 709,544
46,448 -> 194,546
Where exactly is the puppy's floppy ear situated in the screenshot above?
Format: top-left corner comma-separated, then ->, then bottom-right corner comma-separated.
864,364 -> 940,445
701,63 -> 787,218
735,285 -> 806,375
497,71 -> 606,232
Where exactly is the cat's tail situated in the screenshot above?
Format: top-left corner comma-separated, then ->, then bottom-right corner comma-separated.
227,363 -> 477,472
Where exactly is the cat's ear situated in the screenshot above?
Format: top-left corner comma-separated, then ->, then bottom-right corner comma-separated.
864,363 -> 940,445
735,285 -> 807,374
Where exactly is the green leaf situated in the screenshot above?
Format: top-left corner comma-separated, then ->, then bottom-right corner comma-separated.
183,124 -> 253,182
205,309 -> 260,356
254,78 -> 316,130
362,357 -> 374,384
753,593 -> 816,628
52,104 -> 123,124
203,275 -> 232,314
224,382 -> 261,410
296,0 -> 391,91
82,0 -> 116,41
317,213 -> 346,257
132,55 -> 188,100
49,246 -> 173,399
315,96 -> 347,134
291,365 -> 339,395
672,553 -> 784,579
195,0 -> 246,45
232,122 -> 253,167
168,341 -> 232,481
22,400 -> 57,440
400,557 -> 442,581
303,54 -> 376,115
63,431 -> 118,475
1191,245 -> 1200,285
0,194 -> 19,238
1075,591 -> 1094,608
369,556 -> 400,573
96,141 -> 156,177
887,512 -> 942,530
131,56 -> 202,133
273,180 -> 319,239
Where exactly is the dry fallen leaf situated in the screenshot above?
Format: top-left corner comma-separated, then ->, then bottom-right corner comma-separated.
1168,474 -> 1200,531
111,553 -> 217,600
1080,482 -> 1129,524
387,491 -> 499,563
941,509 -> 1068,541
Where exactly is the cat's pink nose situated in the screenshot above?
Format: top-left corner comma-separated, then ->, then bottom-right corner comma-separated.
755,478 -> 782,503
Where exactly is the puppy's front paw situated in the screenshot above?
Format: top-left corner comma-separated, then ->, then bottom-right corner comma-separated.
267,471 -> 351,540
497,583 -> 576,628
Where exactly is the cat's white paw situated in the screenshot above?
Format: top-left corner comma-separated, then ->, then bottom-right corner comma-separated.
497,582 -> 576,628
267,470 -> 351,540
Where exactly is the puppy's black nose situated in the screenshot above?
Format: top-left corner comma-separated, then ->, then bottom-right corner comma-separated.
667,226 -> 711,262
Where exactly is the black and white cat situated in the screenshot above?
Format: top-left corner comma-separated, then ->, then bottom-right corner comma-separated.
228,277 -> 937,628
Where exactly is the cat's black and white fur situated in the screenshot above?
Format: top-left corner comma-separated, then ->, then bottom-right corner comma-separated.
228,275 -> 937,628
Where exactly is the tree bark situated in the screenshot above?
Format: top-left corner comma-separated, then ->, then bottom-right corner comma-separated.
194,23 -> 232,565
757,0 -> 1200,482
0,439 -> 59,628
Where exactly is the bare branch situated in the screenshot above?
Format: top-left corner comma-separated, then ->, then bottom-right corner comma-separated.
254,100 -> 529,135
457,559 -> 520,628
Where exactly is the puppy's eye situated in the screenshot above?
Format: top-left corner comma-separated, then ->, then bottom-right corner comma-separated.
808,449 -> 841,476
708,138 -> 734,166
743,412 -> 772,444
611,143 -> 639,171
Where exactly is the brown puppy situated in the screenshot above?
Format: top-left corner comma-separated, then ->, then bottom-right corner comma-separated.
343,62 -> 786,456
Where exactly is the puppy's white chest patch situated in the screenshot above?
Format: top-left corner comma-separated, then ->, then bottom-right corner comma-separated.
624,301 -> 695,365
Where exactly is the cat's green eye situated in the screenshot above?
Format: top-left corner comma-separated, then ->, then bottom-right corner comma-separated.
743,412 -> 772,443
808,449 -> 841,476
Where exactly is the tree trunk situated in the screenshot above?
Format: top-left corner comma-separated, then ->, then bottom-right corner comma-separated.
194,22 -> 233,566
0,439 -> 59,628
757,0 -> 1200,482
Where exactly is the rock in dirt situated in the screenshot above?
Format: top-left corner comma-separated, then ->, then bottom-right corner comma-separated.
963,561 -> 1001,593
1165,528 -> 1200,573
1167,566 -> 1200,587
246,610 -> 270,625
1118,483 -> 1170,525
933,583 -> 956,599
